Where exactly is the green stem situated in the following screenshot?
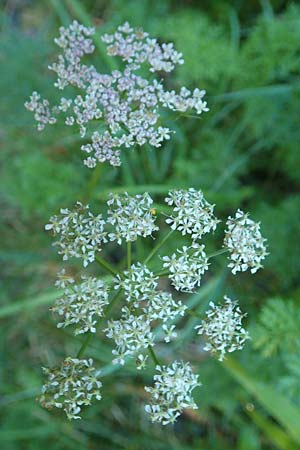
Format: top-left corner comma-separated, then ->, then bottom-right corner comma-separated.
148,346 -> 161,366
127,241 -> 132,270
153,270 -> 170,277
95,255 -> 118,276
105,289 -> 123,317
208,248 -> 229,259
83,163 -> 103,202
76,333 -> 93,358
144,229 -> 174,265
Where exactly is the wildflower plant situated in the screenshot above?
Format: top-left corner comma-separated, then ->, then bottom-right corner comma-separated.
26,21 -> 268,425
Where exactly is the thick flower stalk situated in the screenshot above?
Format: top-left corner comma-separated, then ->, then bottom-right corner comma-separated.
40,358 -> 102,420
145,361 -> 201,425
195,296 -> 250,361
25,21 -> 208,167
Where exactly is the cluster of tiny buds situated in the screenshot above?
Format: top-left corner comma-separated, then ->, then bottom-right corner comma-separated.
195,296 -> 250,361
25,21 -> 208,167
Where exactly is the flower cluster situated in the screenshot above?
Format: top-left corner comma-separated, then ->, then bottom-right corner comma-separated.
105,309 -> 154,365
162,244 -> 209,292
107,192 -> 158,244
53,270 -> 109,334
195,296 -> 249,361
145,361 -> 200,425
224,209 -> 268,274
40,358 -> 102,420
114,263 -> 158,307
25,21 -> 208,167
42,189 -> 267,423
105,263 -> 186,364
45,202 -> 107,267
165,188 -> 219,241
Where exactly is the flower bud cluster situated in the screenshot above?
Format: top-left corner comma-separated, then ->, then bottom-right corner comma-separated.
195,296 -> 249,361
45,202 -> 107,267
145,361 -> 200,425
25,21 -> 208,167
52,270 -> 109,334
162,243 -> 209,292
224,209 -> 268,274
107,192 -> 158,244
40,358 -> 102,420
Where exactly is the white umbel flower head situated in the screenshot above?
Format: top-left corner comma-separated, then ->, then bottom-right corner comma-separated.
107,192 -> 158,244
165,188 -> 219,240
26,22 -> 209,167
195,296 -> 250,361
162,243 -> 209,292
52,271 -> 109,334
114,263 -> 158,307
145,361 -> 200,425
40,357 -> 102,420
105,308 -> 154,365
224,209 -> 268,274
45,202 -> 107,267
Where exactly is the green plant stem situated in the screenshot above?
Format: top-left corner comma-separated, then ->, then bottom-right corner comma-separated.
127,241 -> 132,270
83,163 -> 103,202
208,248 -> 229,258
76,333 -> 93,358
95,255 -> 118,276
144,229 -> 174,265
148,346 -> 161,366
153,270 -> 170,277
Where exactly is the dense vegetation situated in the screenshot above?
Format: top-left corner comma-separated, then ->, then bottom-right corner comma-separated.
1,1 -> 300,449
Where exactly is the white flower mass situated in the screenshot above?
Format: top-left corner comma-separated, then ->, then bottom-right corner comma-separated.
145,361 -> 200,425
162,243 -> 209,292
107,192 -> 158,244
224,209 -> 268,274
45,202 -> 107,267
25,21 -> 208,167
53,271 -> 109,334
165,188 -> 219,240
40,358 -> 102,420
195,296 -> 250,361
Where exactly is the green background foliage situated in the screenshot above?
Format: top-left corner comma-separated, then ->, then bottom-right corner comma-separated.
1,0 -> 300,449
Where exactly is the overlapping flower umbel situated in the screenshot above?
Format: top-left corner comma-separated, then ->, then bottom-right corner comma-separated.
25,21 -> 208,167
41,188 -> 267,422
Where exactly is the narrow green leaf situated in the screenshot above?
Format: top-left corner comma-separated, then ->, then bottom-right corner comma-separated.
0,291 -> 60,318
224,357 -> 300,445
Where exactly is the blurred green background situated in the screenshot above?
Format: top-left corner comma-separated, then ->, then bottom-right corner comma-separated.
1,0 -> 300,449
